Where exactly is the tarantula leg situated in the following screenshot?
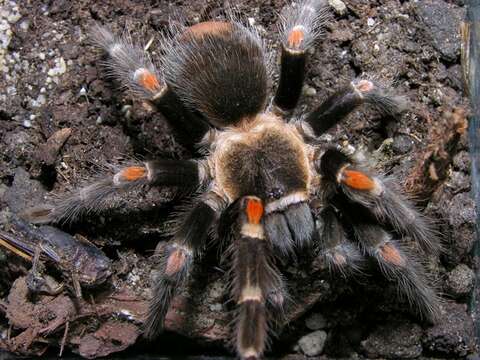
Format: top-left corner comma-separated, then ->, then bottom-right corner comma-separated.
229,197 -> 283,360
273,0 -> 329,113
299,80 -> 407,137
352,224 -> 441,323
24,159 -> 205,224
144,193 -> 223,339
90,24 -> 162,99
317,206 -> 364,276
318,148 -> 441,255
91,25 -> 209,150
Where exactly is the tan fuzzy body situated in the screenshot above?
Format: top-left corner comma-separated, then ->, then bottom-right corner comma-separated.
207,114 -> 315,207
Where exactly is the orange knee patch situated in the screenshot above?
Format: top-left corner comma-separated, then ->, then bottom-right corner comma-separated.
246,198 -> 263,225
135,69 -> 161,92
378,243 -> 406,267
287,26 -> 305,49
341,169 -> 375,191
184,21 -> 232,39
355,79 -> 374,93
120,166 -> 147,181
165,249 -> 187,276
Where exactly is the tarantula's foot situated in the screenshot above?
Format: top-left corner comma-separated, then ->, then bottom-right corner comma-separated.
90,24 -> 164,100
299,79 -> 407,137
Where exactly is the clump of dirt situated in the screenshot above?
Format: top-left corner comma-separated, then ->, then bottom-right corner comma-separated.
0,0 -> 476,359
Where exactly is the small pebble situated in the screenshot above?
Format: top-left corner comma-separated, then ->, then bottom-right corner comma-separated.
328,0 -> 347,16
445,264 -> 475,298
298,330 -> 327,356
22,119 -> 31,128
367,18 -> 375,26
19,20 -> 29,31
303,85 -> 317,97
209,303 -> 223,312
392,134 -> 414,154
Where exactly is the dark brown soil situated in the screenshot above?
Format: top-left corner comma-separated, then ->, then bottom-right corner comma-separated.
0,0 -> 476,358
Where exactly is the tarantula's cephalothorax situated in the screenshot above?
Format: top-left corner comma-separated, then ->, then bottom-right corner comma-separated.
24,1 -> 442,359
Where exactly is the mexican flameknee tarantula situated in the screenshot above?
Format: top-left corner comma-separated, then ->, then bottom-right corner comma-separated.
26,0 -> 442,358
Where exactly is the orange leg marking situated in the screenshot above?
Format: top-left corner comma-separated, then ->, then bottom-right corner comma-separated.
378,243 -> 406,267
287,26 -> 305,49
120,166 -> 147,181
137,70 -> 161,92
341,169 -> 375,191
184,21 -> 232,39
356,80 -> 374,93
246,198 -> 264,225
165,249 -> 187,276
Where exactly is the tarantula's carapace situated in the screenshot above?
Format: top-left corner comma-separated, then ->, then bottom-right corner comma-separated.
20,1 -> 441,359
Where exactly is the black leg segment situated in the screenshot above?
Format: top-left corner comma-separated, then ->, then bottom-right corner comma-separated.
273,0 -> 329,113
24,160 -> 205,224
144,196 -> 221,339
301,80 -> 407,137
274,48 -> 306,113
151,88 -> 210,150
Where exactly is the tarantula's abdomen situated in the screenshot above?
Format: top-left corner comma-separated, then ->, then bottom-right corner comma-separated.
215,119 -> 311,203
163,21 -> 268,127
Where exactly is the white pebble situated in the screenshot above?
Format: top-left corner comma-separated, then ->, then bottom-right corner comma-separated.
328,0 -> 347,16
303,85 -> 317,97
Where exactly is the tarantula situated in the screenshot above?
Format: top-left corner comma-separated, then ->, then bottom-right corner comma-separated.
25,0 -> 441,358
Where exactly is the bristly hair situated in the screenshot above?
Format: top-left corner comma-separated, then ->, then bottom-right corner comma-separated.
23,161 -> 149,225
353,226 -> 442,324
340,173 -> 443,256
90,24 -> 164,99
279,0 -> 331,51
226,236 -> 283,359
144,241 -> 193,340
352,77 -> 409,116
161,19 -> 269,127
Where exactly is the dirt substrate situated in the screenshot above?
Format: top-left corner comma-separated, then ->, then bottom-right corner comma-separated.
0,0 -> 477,359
